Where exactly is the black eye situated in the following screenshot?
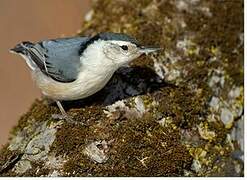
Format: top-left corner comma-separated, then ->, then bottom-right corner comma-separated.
120,45 -> 128,51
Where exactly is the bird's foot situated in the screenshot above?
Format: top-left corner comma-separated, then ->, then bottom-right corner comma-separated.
51,113 -> 83,125
52,100 -> 84,125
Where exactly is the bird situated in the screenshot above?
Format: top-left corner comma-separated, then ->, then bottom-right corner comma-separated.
10,32 -> 160,123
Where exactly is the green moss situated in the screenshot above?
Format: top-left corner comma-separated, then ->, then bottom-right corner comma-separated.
22,161 -> 50,177
152,86 -> 209,129
62,112 -> 192,176
46,84 -> 193,176
184,0 -> 243,85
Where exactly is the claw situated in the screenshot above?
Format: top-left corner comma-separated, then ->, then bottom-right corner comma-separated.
52,100 -> 84,125
51,113 -> 83,125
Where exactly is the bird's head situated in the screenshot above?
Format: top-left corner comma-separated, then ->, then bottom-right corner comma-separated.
81,32 -> 161,67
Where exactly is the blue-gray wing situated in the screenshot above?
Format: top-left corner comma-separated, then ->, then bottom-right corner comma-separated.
29,37 -> 89,82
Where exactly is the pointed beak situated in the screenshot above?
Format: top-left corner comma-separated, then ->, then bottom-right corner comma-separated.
139,46 -> 162,54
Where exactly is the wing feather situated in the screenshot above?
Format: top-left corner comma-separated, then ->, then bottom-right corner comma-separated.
26,37 -> 89,82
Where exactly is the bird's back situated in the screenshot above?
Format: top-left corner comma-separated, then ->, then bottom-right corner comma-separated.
11,37 -> 90,82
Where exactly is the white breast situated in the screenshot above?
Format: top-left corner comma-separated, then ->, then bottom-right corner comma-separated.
33,68 -> 114,101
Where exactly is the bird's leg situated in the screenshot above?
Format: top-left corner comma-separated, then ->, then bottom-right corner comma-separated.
56,100 -> 67,116
52,100 -> 78,124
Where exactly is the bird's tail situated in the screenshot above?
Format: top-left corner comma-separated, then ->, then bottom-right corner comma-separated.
10,42 -> 37,71
10,41 -> 34,54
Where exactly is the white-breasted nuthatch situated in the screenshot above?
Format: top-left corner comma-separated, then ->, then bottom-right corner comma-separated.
10,32 -> 160,123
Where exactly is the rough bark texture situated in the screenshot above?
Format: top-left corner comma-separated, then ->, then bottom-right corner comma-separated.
0,0 -> 243,177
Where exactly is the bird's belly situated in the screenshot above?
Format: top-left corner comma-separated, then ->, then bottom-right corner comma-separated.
32,70 -> 114,101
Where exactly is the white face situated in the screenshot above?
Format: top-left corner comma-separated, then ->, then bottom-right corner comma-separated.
103,40 -> 143,66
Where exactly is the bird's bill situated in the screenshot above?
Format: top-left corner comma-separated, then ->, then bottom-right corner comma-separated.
139,46 -> 162,54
